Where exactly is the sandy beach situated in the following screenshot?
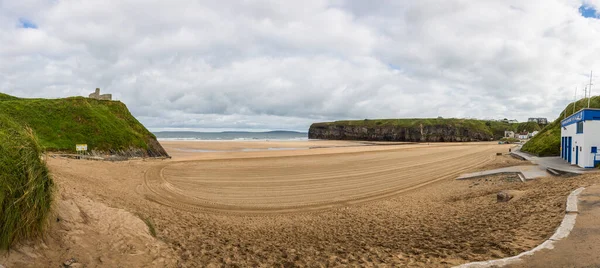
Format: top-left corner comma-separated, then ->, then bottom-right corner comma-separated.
2,140 -> 598,267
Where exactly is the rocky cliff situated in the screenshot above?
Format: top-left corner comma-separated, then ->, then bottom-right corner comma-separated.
308,119 -> 504,142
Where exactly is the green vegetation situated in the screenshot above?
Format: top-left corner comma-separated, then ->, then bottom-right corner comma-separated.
0,92 -> 167,249
0,93 -> 165,155
0,114 -> 53,249
0,93 -> 19,101
143,217 -> 157,238
515,121 -> 542,133
313,118 -> 541,140
522,96 -> 600,156
500,137 -> 520,143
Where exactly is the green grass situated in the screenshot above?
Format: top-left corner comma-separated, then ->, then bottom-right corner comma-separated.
0,92 -> 167,249
522,96 -> 600,156
142,216 -> 157,237
0,93 -> 166,156
312,118 -> 541,140
514,121 -> 542,133
0,114 -> 53,249
500,137 -> 520,143
0,93 -> 19,101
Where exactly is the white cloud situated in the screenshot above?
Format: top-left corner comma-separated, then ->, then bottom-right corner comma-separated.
1,0 -> 600,131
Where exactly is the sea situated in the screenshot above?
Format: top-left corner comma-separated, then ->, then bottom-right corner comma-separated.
153,131 -> 308,141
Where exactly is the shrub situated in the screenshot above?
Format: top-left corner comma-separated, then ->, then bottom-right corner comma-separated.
0,114 -> 53,249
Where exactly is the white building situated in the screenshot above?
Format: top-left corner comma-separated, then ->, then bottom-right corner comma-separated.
504,131 -> 515,138
560,108 -> 600,168
529,131 -> 539,138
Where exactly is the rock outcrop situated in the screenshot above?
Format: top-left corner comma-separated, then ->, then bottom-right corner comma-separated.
308,121 -> 493,142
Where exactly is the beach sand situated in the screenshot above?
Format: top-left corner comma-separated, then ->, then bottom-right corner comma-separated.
2,140 -> 598,267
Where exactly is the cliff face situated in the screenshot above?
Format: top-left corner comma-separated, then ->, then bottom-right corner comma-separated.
309,120 -> 494,142
0,94 -> 169,158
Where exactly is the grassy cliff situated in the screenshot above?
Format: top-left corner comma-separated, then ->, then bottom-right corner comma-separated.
0,114 -> 53,249
309,118 -> 541,142
0,94 -> 167,157
522,96 -> 600,156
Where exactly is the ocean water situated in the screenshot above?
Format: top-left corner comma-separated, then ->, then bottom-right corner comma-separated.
153,131 -> 308,141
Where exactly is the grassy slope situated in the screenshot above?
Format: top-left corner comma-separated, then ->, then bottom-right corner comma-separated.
0,114 -> 53,249
0,94 -> 160,154
522,96 -> 600,156
0,93 -> 19,101
312,118 -> 541,140
515,121 -> 542,133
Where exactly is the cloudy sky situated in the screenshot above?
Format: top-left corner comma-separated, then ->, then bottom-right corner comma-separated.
2,0 -> 600,131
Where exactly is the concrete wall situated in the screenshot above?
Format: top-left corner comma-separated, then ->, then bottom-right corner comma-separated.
582,121 -> 600,167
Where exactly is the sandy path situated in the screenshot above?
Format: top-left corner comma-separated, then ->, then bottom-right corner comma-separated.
143,142 -> 504,214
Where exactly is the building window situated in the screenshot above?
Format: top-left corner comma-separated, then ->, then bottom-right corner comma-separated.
577,121 -> 584,133
592,147 -> 597,153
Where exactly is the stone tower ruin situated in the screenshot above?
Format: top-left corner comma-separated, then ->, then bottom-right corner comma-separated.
89,88 -> 112,100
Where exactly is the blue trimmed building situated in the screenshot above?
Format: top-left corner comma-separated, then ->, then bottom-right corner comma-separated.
561,108 -> 600,168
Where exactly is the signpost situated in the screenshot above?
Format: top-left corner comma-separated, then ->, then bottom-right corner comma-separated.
76,144 -> 88,158
76,144 -> 88,151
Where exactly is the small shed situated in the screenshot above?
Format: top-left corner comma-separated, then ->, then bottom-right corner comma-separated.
560,108 -> 600,168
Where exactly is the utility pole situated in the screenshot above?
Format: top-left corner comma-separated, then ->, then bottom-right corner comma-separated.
588,70 -> 593,108
573,86 -> 578,114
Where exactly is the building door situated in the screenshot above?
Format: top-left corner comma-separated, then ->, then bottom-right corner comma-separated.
576,146 -> 579,166
568,137 -> 572,163
560,137 -> 567,160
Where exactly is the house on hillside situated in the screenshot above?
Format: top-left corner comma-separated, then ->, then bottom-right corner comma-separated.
528,118 -> 548,125
517,132 -> 529,140
501,118 -> 519,123
504,130 -> 515,138
528,131 -> 539,138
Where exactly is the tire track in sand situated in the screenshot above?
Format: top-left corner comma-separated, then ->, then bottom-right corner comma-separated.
141,143 -> 506,214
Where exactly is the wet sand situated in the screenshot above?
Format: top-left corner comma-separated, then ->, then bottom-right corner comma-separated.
2,141 -> 597,267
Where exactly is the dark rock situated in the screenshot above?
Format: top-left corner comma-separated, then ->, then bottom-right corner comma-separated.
308,123 -> 492,142
497,191 -> 514,202
63,258 -> 78,267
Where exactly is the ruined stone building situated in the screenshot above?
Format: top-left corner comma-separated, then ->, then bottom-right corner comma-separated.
528,117 -> 548,125
89,88 -> 112,100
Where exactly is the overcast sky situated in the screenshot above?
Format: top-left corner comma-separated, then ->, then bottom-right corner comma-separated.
2,0 -> 600,131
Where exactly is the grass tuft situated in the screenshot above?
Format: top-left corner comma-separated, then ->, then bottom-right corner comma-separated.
142,217 -> 157,237
0,114 -> 53,250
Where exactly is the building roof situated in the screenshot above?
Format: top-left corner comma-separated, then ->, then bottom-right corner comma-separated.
561,108 -> 600,127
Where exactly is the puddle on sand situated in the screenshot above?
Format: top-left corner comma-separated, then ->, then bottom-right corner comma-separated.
178,147 -> 309,153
